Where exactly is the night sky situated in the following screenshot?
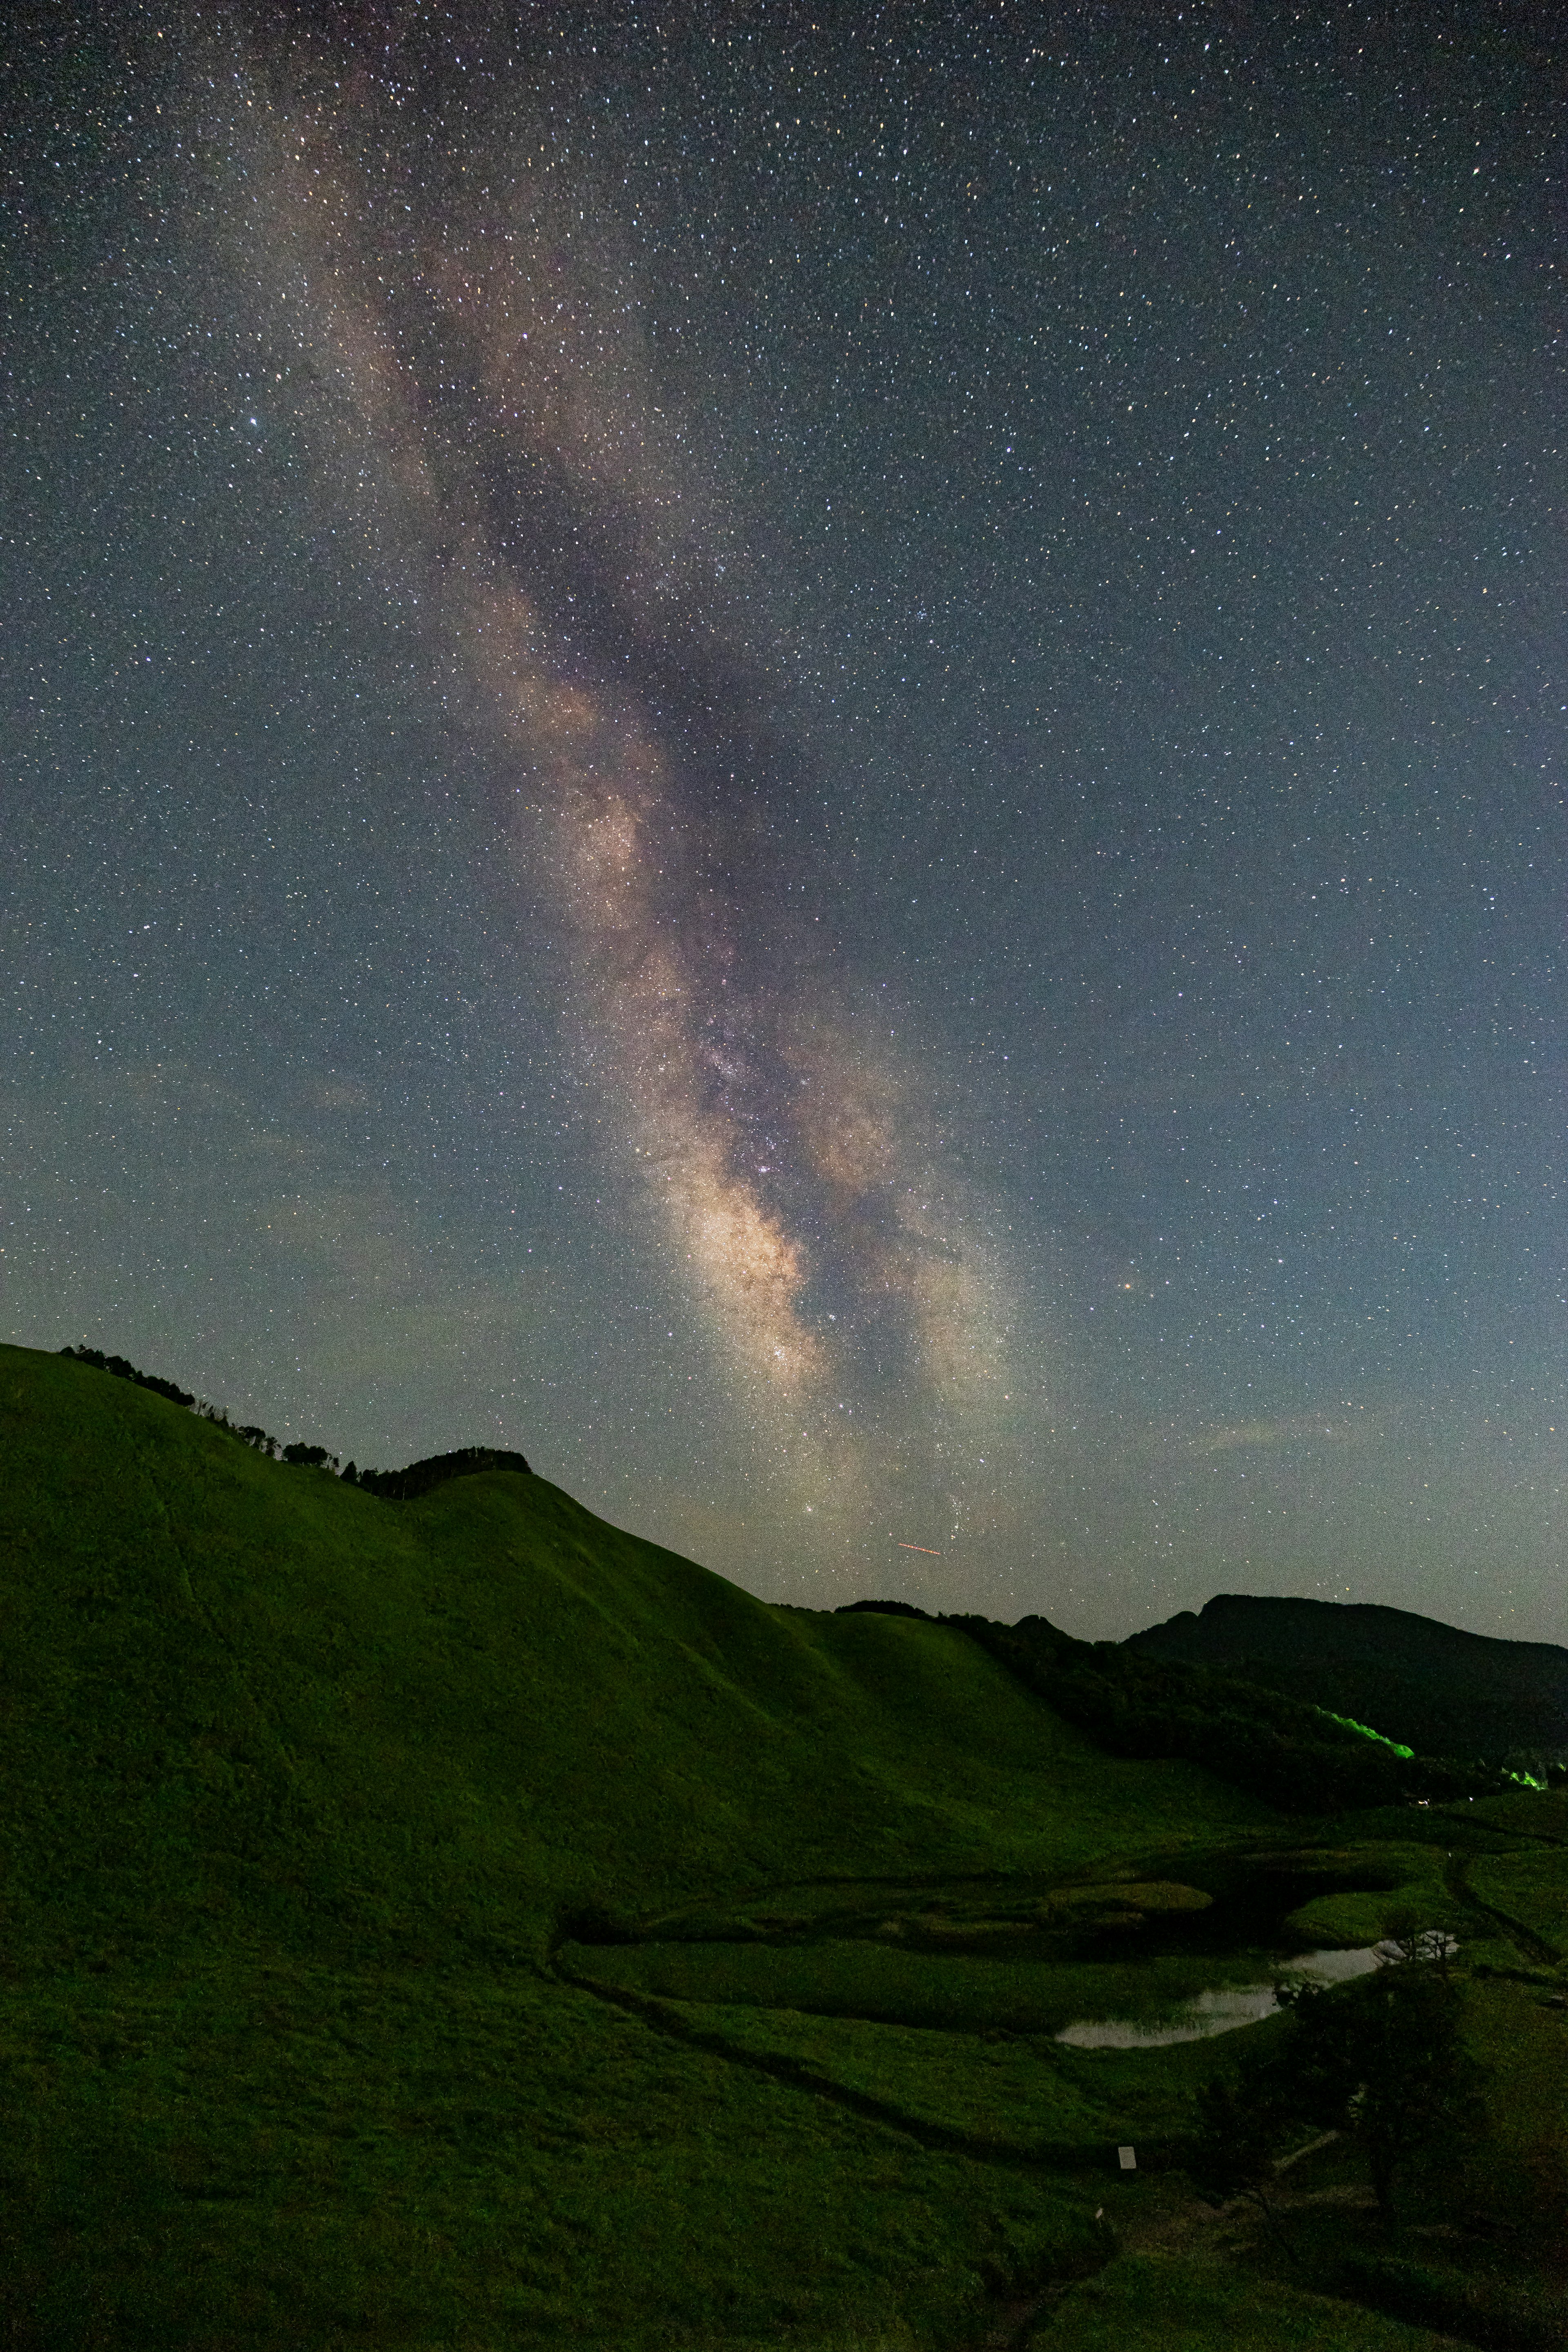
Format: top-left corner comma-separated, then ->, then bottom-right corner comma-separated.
6,4 -> 1563,1642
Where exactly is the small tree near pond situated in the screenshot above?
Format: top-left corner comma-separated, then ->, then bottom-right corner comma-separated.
1274,1962 -> 1483,2225
1378,1903 -> 1455,1979
1189,1949 -> 1485,2232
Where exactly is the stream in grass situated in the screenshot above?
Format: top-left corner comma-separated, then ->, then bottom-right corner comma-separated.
563,1864 -> 1462,2057
1055,1935 -> 1457,2048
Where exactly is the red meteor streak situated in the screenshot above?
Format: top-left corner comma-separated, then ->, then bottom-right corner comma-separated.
897,1543 -> 941,1555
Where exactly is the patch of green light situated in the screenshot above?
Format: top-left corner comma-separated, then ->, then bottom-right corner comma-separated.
1316,1708 -> 1415,1760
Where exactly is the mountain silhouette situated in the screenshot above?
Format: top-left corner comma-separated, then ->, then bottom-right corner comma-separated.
1124,1593 -> 1568,1766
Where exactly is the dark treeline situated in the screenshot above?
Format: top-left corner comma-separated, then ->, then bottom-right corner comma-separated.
57,1348 -> 529,1502
836,1599 -> 1511,1810
59,1346 -> 199,1415
343,1449 -> 533,1501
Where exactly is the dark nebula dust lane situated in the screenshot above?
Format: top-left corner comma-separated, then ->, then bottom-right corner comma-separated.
3,5 -> 1561,1632
214,30 -> 1018,1535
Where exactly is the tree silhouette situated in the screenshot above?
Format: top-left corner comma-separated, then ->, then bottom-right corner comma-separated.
1275,1965 -> 1483,2225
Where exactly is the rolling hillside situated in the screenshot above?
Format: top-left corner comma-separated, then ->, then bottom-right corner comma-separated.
5,1341 -> 1565,2352
2,1344 -> 1265,1982
0,1341 -> 1263,2348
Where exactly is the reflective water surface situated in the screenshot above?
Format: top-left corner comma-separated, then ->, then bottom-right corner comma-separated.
1054,1941 -> 1446,2049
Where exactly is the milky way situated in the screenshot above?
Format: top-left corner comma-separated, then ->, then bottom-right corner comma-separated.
223,42 -> 1016,1543
6,6 -> 1561,1635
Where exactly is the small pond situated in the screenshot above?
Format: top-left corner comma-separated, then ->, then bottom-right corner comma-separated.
1056,1937 -> 1457,2049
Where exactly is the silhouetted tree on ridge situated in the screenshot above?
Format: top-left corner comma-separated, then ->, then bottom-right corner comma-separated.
57,1347 -> 530,1501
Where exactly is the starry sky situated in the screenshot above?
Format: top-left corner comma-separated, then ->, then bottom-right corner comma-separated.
5,3 -> 1563,1642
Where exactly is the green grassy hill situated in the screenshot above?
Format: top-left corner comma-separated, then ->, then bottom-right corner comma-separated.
2,1344 -> 1260,1982
4,1341 -> 1566,2351
0,1343 -> 1260,2348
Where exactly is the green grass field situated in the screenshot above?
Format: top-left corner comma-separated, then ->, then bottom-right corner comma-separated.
4,1341 -> 1566,2348
1039,2250 -> 1468,2351
558,1933 -> 1292,2039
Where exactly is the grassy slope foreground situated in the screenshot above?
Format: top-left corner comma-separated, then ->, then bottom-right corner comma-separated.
0,1343 -> 1254,2349
3,1343 -> 1566,2351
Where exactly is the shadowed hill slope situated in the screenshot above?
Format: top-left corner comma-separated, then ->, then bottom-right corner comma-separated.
1124,1593 -> 1568,1766
840,1601 -> 1498,1809
1,1343 -> 1265,1981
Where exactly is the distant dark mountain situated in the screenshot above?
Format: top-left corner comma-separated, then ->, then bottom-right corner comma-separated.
1123,1595 -> 1568,1768
838,1600 -> 1496,1809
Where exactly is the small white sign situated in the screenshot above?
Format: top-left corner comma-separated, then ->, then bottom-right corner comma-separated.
1118,2145 -> 1136,2171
